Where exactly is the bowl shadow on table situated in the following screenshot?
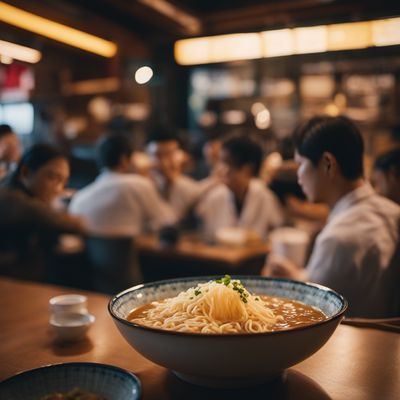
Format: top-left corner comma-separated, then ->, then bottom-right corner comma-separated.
48,336 -> 94,356
165,369 -> 331,400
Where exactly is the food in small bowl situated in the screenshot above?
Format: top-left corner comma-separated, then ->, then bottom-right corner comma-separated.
0,363 -> 141,400
109,276 -> 347,387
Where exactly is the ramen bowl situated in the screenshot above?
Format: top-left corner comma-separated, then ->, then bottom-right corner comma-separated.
108,276 -> 347,387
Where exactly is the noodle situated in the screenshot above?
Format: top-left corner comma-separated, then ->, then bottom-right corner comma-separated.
129,276 -> 284,333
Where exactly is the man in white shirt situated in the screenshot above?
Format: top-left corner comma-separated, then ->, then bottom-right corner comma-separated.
69,134 -> 176,237
146,128 -> 202,221
264,116 -> 400,318
196,134 -> 284,242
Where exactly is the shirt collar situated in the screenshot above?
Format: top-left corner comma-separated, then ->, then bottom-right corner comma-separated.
96,170 -> 122,181
328,182 -> 375,222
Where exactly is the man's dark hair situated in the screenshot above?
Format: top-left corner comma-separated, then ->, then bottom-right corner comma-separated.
17,143 -> 66,173
0,124 -> 13,138
146,126 -> 181,146
222,134 -> 263,176
96,133 -> 133,169
373,148 -> 400,176
293,116 -> 364,180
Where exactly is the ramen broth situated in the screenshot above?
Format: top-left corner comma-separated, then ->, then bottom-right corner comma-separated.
127,295 -> 326,332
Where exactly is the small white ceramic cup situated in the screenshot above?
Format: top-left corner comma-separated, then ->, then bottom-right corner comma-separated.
49,294 -> 88,316
50,312 -> 95,342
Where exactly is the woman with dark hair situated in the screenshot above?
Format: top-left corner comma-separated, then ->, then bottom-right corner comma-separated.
1,143 -> 69,207
0,143 -> 85,281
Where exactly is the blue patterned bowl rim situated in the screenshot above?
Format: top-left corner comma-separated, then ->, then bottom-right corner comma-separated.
108,276 -> 348,337
0,362 -> 142,399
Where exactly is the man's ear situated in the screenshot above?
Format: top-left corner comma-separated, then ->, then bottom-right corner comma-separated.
321,152 -> 338,178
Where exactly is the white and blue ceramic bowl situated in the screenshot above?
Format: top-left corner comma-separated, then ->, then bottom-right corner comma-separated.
0,362 -> 141,400
109,276 -> 347,387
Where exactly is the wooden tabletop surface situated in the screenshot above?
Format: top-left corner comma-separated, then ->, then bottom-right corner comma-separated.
135,234 -> 269,266
1,277 -> 399,400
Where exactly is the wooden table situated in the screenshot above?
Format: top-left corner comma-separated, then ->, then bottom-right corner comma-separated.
1,277 -> 399,400
136,234 -> 269,282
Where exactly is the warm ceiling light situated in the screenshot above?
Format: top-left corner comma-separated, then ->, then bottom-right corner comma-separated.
261,29 -> 294,57
174,37 -> 210,65
0,39 -> 41,63
251,102 -> 267,116
294,25 -> 327,54
328,22 -> 371,51
372,17 -> 400,47
0,55 -> 13,64
175,18 -> 400,65
0,1 -> 117,57
135,66 -> 153,84
175,33 -> 261,65
255,109 -> 271,130
208,34 -> 262,63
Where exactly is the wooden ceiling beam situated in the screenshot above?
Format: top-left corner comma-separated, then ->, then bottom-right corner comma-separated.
201,1 -> 400,36
76,0 -> 199,38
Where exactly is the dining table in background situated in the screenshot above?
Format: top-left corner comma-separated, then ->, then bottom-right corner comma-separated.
0,277 -> 399,400
135,234 -> 270,282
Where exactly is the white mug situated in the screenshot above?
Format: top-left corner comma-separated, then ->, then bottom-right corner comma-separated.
269,227 -> 310,267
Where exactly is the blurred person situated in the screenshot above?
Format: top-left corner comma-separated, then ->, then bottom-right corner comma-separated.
265,137 -> 329,226
2,143 -> 72,209
0,124 -> 21,178
146,127 -> 202,220
196,134 -> 284,242
203,133 -> 223,175
0,143 -> 85,280
69,133 -> 176,237
0,143 -> 84,231
131,150 -> 153,177
265,137 -> 305,201
372,148 -> 400,205
263,116 -> 400,318
190,132 -> 225,195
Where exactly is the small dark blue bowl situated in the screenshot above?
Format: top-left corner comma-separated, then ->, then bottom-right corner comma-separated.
0,362 -> 141,400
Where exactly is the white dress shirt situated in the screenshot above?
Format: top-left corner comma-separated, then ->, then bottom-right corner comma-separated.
69,171 -> 176,237
159,175 -> 202,220
306,183 -> 400,317
196,178 -> 284,242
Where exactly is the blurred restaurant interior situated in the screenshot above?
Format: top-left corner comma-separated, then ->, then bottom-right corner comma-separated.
1,1 -> 400,167
1,1 -> 400,397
